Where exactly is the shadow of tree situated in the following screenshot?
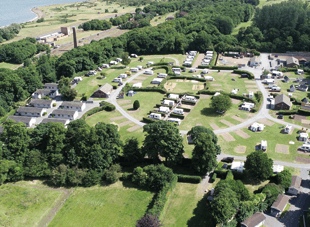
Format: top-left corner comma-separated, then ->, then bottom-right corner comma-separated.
200,107 -> 223,118
187,194 -> 216,227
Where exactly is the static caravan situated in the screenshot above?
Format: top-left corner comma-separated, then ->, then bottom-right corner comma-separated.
110,61 -> 118,65
241,102 -> 255,111
297,69 -> 304,75
137,65 -> 143,70
204,76 -> 214,81
167,118 -> 181,125
130,68 -> 139,73
158,73 -> 168,78
102,64 -> 110,68
145,70 -> 154,75
118,74 -> 127,79
74,77 -> 83,82
168,94 -> 179,100
151,78 -> 163,84
116,58 -> 122,62
147,61 -> 154,65
264,79 -> 275,84
261,140 -> 267,151
162,99 -> 175,106
250,122 -> 265,132
202,69 -> 209,74
174,108 -> 184,115
183,61 -> 192,66
185,96 -> 197,102
159,106 -> 170,113
113,78 -> 122,83
149,113 -> 161,120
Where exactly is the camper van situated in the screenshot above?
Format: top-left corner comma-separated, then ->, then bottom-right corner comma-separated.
144,70 -> 154,75
149,113 -> 161,120
162,99 -> 175,106
159,106 -> 170,113
168,118 -> 181,125
130,68 -> 139,73
174,108 -> 184,115
118,74 -> 127,79
300,144 -> 310,152
158,73 -> 168,78
185,96 -> 197,102
168,94 -> 179,100
113,78 -> 122,83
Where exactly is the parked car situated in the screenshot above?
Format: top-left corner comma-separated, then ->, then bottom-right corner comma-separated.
221,157 -> 234,163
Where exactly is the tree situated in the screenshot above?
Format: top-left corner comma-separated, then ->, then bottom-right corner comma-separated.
104,164 -> 122,184
244,151 -> 273,181
187,126 -> 221,154
51,164 -> 68,186
263,70 -> 269,76
121,52 -> 131,67
123,137 -> 145,163
23,58 -> 31,67
136,214 -> 162,227
211,183 -> 239,224
83,170 -> 100,187
133,100 -> 140,110
277,170 -> 292,188
143,121 -> 184,164
61,87 -> 77,101
192,133 -> 217,174
210,94 -> 232,113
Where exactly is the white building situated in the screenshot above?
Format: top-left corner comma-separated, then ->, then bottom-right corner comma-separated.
32,89 -> 59,99
16,107 -> 46,117
159,106 -> 170,113
60,101 -> 86,112
168,94 -> 179,100
151,78 -> 163,84
7,116 -> 36,127
162,99 -> 175,106
43,83 -> 58,90
231,161 -> 244,172
250,122 -> 265,132
30,99 -> 55,109
51,109 -> 78,120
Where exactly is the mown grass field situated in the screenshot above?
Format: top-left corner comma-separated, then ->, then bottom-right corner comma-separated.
162,183 -> 214,227
0,184 -> 64,227
218,123 -> 308,163
48,181 -> 154,227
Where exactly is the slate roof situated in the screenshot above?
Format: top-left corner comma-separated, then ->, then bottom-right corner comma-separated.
287,57 -> 299,65
96,83 -> 113,94
52,109 -> 77,115
7,116 -> 34,124
275,94 -> 292,107
41,118 -> 68,125
17,107 -> 44,113
290,175 -> 302,189
30,99 -> 53,105
43,83 -> 58,87
60,101 -> 84,108
271,194 -> 289,212
241,212 -> 266,227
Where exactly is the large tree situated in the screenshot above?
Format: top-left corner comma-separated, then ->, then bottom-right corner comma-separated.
121,52 -> 131,67
277,169 -> 292,188
210,94 -> 232,113
244,151 -> 273,181
143,121 -> 184,164
123,137 -> 145,163
136,214 -> 162,227
191,133 -> 217,174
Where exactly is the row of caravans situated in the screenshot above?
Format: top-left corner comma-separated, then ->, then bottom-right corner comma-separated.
148,113 -> 182,125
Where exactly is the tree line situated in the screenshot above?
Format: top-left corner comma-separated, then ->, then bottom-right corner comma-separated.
237,0 -> 310,52
0,23 -> 21,43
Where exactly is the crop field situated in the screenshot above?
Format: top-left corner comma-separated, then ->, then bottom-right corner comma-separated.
218,123 -> 308,163
0,184 -> 64,227
48,181 -> 154,227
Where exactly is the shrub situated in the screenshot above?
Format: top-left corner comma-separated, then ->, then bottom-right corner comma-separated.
136,214 -> 162,227
226,170 -> 234,180
181,100 -> 196,105
276,170 -> 292,189
53,103 -> 57,107
176,174 -> 201,183
140,57 -> 144,61
211,173 -> 217,182
122,172 -> 132,180
43,112 -> 47,116
169,113 -> 184,119
133,100 -> 140,110
99,101 -> 116,111
143,117 -> 158,123
83,170 -> 100,187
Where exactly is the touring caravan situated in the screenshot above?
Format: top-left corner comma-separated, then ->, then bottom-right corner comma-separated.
167,118 -> 181,125
113,78 -> 122,83
130,68 -> 139,73
174,108 -> 184,115
158,73 -> 168,78
162,99 -> 175,106
168,94 -> 179,100
185,96 -> 197,102
300,144 -> 310,152
145,70 -> 154,75
159,106 -> 170,113
118,74 -> 127,79
149,113 -> 161,120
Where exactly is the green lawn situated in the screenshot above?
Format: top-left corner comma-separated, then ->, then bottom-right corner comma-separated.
269,111 -> 310,127
0,184 -> 64,227
0,62 -> 20,70
48,181 -> 154,227
85,109 -> 145,143
179,98 -> 252,131
218,123 -> 309,163
162,183 -> 215,227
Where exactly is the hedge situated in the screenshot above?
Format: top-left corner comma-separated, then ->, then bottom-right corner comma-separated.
233,69 -> 254,79
169,76 -> 206,82
181,100 -> 197,105
183,52 -> 199,67
131,87 -> 167,94
81,106 -> 106,120
99,101 -> 116,111
143,117 -> 160,123
198,65 -> 211,69
169,113 -> 185,119
176,174 -> 201,183
172,66 -> 186,70
198,90 -> 216,95
277,109 -> 298,115
211,173 -> 217,182
152,65 -> 171,74
197,51 -> 217,68
211,66 -> 238,70
147,175 -> 178,219
177,106 -> 191,112
226,170 -> 234,180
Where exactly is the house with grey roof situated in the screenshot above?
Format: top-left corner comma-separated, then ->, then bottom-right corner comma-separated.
32,89 -> 59,99
270,194 -> 290,217
283,76 -> 289,83
241,212 -> 266,227
50,109 -> 78,120
30,99 -> 55,108
298,84 -> 308,92
288,175 -> 302,195
43,83 -> 58,90
7,116 -> 37,127
41,118 -> 70,126
274,94 -> 292,110
289,84 -> 295,92
93,83 -> 113,98
59,101 -> 86,112
286,57 -> 299,67
16,107 -> 46,117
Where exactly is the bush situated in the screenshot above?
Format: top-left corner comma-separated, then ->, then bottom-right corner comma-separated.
226,170 -> 234,180
83,170 -> 100,187
176,174 -> 201,183
43,112 -> 47,116
143,117 -> 158,123
122,172 -> 132,180
133,100 -> 140,110
211,66 -> 238,70
169,113 -> 184,119
53,103 -> 57,107
99,101 -> 116,111
211,173 -> 217,182
104,164 -> 121,184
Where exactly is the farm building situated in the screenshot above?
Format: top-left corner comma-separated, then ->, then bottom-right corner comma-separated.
274,94 -> 292,110
93,84 -> 113,98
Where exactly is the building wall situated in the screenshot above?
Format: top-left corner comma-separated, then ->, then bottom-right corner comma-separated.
274,102 -> 290,110
93,90 -> 109,98
61,104 -> 85,112
32,103 -> 52,108
287,63 -> 299,68
53,111 -> 78,120
288,187 -> 298,195
17,111 -> 44,117
270,208 -> 281,217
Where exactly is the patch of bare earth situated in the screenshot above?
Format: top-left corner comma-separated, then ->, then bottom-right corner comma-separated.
117,100 -> 131,105
119,121 -> 132,127
231,98 -> 241,104
295,157 -> 310,164
231,115 -> 245,122
235,146 -> 246,153
127,125 -> 141,132
275,144 -> 289,154
220,133 -> 235,142
235,130 -> 251,139
210,123 -> 220,130
200,94 -> 210,99
219,120 -> 234,127
109,116 -> 124,121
